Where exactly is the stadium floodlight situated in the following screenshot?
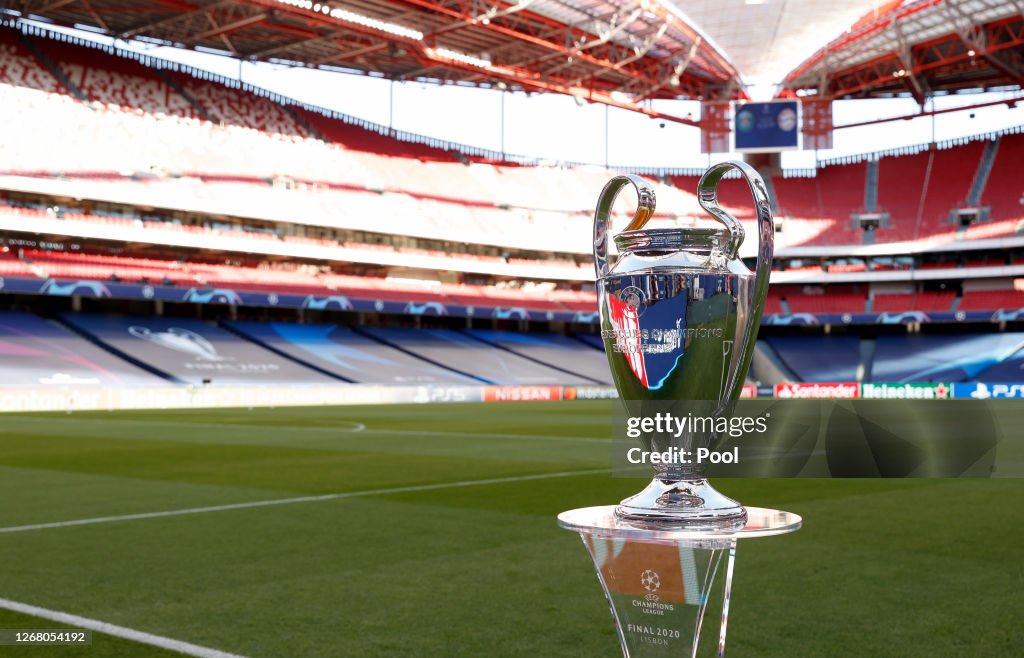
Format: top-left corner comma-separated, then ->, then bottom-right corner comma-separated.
329,7 -> 424,40
273,0 -> 424,41
428,47 -> 492,69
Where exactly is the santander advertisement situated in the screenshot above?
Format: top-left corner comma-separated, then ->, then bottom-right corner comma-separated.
774,382 -> 860,399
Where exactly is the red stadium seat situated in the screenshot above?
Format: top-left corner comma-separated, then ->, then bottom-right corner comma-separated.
0,28 -> 64,93
39,39 -> 198,118
981,133 -> 1024,222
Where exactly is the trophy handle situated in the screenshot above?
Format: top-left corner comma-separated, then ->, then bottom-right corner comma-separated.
592,175 -> 657,279
697,161 -> 774,400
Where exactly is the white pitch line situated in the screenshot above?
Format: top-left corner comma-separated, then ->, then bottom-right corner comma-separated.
0,468 -> 611,535
10,417 -> 608,443
0,597 -> 247,658
358,427 -> 607,443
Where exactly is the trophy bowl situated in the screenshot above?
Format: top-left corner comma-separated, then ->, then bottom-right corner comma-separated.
593,161 -> 774,530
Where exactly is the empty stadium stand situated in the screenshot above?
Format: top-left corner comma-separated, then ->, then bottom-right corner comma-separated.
973,345 -> 1024,380
0,25 -> 1022,329
776,162 -> 867,246
772,175 -> 821,220
871,333 -> 1024,382
867,141 -> 986,242
0,310 -> 163,387
9,239 -> 1024,316
981,132 -> 1024,222
765,335 -> 862,382
872,290 -> 956,313
61,314 -> 337,385
172,72 -> 308,137
763,293 -> 785,316
957,289 -> 1024,312
25,249 -> 195,284
1,24 -> 1019,255
0,30 -> 62,93
225,321 -> 478,385
782,285 -> 868,315
918,141 -> 985,238
0,247 -> 34,276
291,106 -> 456,161
41,37 -> 198,118
462,329 -> 611,384
877,150 -> 930,238
4,303 -> 1024,389
0,244 -> 595,311
573,333 -> 605,351
358,327 -> 595,385
0,201 -> 593,281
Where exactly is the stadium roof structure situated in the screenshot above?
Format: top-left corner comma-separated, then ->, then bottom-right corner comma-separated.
783,0 -> 1024,104
0,0 -> 743,123
669,0 -> 882,91
4,0 -> 1019,124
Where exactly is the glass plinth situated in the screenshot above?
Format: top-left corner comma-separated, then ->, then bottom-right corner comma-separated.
559,506 -> 800,658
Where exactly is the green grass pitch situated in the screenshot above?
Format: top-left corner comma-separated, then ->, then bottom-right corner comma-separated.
0,401 -> 1020,657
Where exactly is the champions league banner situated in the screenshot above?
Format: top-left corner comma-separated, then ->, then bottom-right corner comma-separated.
0,276 -> 599,324
1,276 -> 1018,326
760,309 -> 1018,325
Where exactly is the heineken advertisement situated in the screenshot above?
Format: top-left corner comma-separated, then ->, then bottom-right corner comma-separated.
860,382 -> 952,399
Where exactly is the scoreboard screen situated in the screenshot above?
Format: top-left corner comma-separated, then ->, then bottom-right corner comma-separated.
733,100 -> 800,152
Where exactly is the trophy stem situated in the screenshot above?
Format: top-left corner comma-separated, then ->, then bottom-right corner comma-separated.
716,544 -> 737,658
614,477 -> 747,530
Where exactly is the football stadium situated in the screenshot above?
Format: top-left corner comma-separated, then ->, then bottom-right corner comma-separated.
0,0 -> 1021,656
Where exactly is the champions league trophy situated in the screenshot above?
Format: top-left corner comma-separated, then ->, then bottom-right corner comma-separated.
558,162 -> 801,657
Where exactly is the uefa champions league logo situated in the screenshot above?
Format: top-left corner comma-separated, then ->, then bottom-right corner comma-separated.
619,286 -> 647,317
129,326 -> 230,362
640,569 -> 660,594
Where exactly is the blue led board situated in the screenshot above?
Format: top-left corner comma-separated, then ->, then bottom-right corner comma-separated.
733,100 -> 800,152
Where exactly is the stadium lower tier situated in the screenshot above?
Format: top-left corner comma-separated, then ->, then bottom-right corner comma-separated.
0,311 -> 609,387
764,333 -> 1024,383
0,311 -> 1022,392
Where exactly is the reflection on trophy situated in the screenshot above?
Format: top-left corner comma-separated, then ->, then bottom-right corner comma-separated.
594,160 -> 773,528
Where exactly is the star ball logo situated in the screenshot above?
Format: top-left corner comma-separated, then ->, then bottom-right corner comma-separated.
619,286 -> 647,317
640,569 -> 660,594
634,569 -> 674,610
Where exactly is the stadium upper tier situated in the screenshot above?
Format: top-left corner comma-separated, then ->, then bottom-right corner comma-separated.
2,247 -> 595,313
0,202 -> 592,281
0,27 -> 1021,262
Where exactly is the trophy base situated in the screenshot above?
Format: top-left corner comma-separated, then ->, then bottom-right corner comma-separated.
615,478 -> 747,530
559,506 -> 801,658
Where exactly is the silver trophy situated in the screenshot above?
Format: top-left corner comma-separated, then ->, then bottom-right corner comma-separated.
594,161 -> 773,529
